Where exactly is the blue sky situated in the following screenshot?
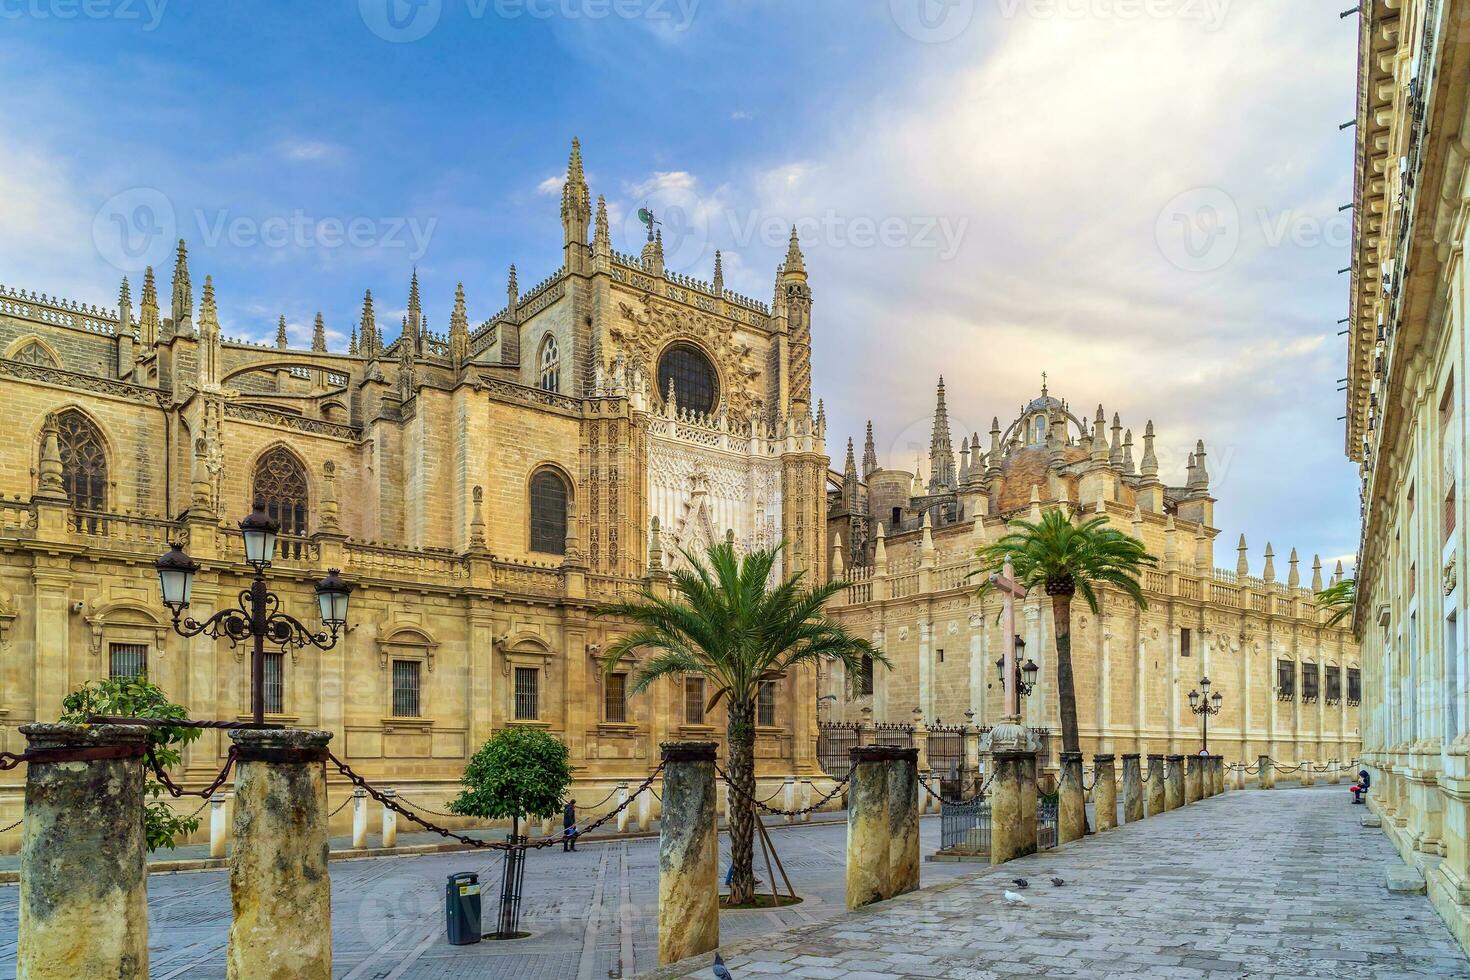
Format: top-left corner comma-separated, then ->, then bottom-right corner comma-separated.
2,0 -> 1363,572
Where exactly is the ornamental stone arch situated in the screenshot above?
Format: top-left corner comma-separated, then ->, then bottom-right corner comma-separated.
4,334 -> 62,367
34,404 -> 114,513
375,621 -> 439,671
247,442 -> 314,536
81,599 -> 169,658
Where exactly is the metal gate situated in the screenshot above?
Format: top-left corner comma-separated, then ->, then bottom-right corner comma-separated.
1037,794 -> 1059,850
928,725 -> 969,796
816,722 -> 860,780
939,797 -> 990,855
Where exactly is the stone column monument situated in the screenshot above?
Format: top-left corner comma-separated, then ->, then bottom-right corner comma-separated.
1121,753 -> 1144,823
657,741 -> 719,966
1146,754 -> 1166,815
1093,754 -> 1118,831
1165,755 -> 1185,810
1059,752 -> 1086,843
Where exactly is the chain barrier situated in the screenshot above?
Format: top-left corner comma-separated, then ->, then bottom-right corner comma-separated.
0,818 -> 20,834
920,768 -> 996,806
326,751 -> 663,852
758,784 -> 787,804
582,785 -> 621,811
1082,769 -> 1096,792
148,748 -> 238,799
183,797 -> 212,821
716,766 -> 851,818
328,794 -> 355,819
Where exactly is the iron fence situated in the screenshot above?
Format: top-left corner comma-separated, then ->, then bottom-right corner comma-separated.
939,796 -> 990,854
816,722 -> 860,780
927,725 -> 970,797
1037,794 -> 1059,850
873,722 -> 914,748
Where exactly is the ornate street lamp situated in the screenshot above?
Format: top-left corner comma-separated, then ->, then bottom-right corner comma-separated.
155,502 -> 353,726
995,636 -> 1040,698
1187,675 -> 1224,753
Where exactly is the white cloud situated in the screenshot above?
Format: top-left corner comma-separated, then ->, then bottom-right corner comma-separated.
278,140 -> 341,162
537,175 -> 565,196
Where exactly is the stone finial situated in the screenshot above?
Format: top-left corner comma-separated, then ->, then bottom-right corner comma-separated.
449,282 -> 470,366
863,420 -> 878,478
1193,440 -> 1210,489
874,521 -> 888,566
1185,452 -> 1197,488
1287,547 -> 1300,588
1091,409 -> 1109,463
1236,534 -> 1249,577
1311,554 -> 1324,592
1122,428 -> 1135,474
1333,559 -> 1345,585
594,194 -> 610,251
1140,420 -> 1159,478
920,511 -> 934,559
711,249 -> 723,296
170,238 -> 193,336
1028,484 -> 1043,522
1110,412 -> 1123,466
507,264 -> 519,314
648,516 -> 664,571
831,531 -> 845,576
311,312 -> 327,352
349,325 -> 359,355
1263,543 -> 1276,584
958,436 -> 971,485
139,266 -> 161,347
275,315 -> 289,349
117,275 -> 133,337
358,289 -> 377,357
405,268 -> 423,351
928,377 -> 956,492
35,415 -> 66,501
783,225 -> 806,278
469,485 -> 486,550
319,461 -> 341,533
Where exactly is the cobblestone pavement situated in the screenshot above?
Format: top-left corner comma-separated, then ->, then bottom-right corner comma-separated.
648,784 -> 1470,979
0,814 -> 969,979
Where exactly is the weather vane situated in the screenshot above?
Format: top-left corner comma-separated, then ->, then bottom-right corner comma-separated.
637,205 -> 660,242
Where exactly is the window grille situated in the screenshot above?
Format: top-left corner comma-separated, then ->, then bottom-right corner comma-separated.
109,643 -> 147,680
757,681 -> 776,726
514,666 -> 539,720
1276,659 -> 1296,701
684,676 -> 705,725
1302,663 -> 1320,703
604,672 -> 627,723
1325,665 -> 1341,703
1347,668 -> 1362,705
392,660 -> 421,717
529,470 -> 568,555
263,651 -> 284,714
859,654 -> 874,696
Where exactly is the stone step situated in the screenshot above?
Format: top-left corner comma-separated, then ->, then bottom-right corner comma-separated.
1384,864 -> 1426,895
1361,813 -> 1382,827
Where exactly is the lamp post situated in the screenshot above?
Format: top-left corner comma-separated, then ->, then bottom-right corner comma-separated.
1187,676 -> 1224,753
995,636 -> 1039,699
155,501 -> 352,726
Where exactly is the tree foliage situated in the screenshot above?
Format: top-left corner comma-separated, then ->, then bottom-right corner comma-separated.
60,676 -> 203,851
1315,577 -> 1356,628
448,726 -> 572,823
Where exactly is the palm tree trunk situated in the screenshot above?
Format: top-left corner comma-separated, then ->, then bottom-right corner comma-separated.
726,699 -> 758,905
1051,594 -> 1081,755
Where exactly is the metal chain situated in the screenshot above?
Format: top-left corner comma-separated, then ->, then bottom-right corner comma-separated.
920,768 -> 995,806
328,794 -> 355,819
182,798 -> 212,821
0,818 -> 20,834
758,784 -> 787,804
716,765 -> 851,817
148,748 -> 238,799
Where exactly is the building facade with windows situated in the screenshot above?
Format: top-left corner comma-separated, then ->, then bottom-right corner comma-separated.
0,140 -> 831,848
1344,0 -> 1470,953
822,379 -> 1360,767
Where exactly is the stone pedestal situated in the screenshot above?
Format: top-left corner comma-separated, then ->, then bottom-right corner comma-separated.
657,742 -> 718,966
616,782 -> 630,833
1121,754 -> 1144,823
1094,755 -> 1117,831
1233,761 -> 1246,790
1328,760 -> 1342,785
351,788 -> 368,848
1165,755 -> 1185,810
886,748 -> 921,898
1301,760 -> 1316,786
1213,756 -> 1225,795
228,728 -> 333,980
990,748 -> 1038,865
1259,754 -> 1275,789
847,745 -> 891,907
1185,755 -> 1202,804
210,793 -> 229,858
1059,752 -> 1086,844
1146,754 -> 1166,815
381,788 -> 399,846
637,783 -> 652,832
18,724 -> 150,980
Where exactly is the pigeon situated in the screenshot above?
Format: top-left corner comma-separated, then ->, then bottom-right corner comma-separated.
1010,877 -> 1029,888
1003,889 -> 1029,906
713,952 -> 734,980
1049,876 -> 1065,887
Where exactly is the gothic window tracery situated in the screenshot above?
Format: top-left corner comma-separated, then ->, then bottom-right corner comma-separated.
51,410 -> 108,514
657,343 -> 718,416
538,334 -> 560,393
252,447 -> 310,537
12,341 -> 59,367
529,467 -> 569,555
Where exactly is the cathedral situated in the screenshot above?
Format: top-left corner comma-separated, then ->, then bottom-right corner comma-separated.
823,378 -> 1362,767
0,140 -> 830,849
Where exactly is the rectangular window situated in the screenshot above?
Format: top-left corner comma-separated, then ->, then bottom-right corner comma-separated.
757,681 -> 776,726
514,667 -> 539,721
1180,628 -> 1192,658
684,676 -> 705,725
392,660 -> 421,718
859,655 -> 874,696
604,672 -> 627,723
1325,665 -> 1342,703
108,643 -> 147,680
263,651 -> 285,714
1277,659 -> 1296,701
1302,663 -> 1320,702
1348,668 -> 1362,705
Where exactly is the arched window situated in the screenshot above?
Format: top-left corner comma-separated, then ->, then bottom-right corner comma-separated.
657,343 -> 718,416
538,334 -> 560,393
529,468 -> 569,555
13,341 -> 59,367
52,410 -> 108,514
252,448 -> 310,539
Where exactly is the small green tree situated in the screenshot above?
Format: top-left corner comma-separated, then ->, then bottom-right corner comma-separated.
448,726 -> 573,836
60,676 -> 203,851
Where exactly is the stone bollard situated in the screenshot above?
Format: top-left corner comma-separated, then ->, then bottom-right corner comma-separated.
1233,760 -> 1246,791
1301,760 -> 1315,787
658,742 -> 719,965
1093,755 -> 1118,831
1146,754 -> 1166,816
887,749 -> 921,899
1184,755 -> 1202,804
637,782 -> 652,832
1214,757 -> 1225,795
17,723 -> 150,980
1259,754 -> 1275,789
351,787 -> 368,849
1121,754 -> 1144,823
846,745 -> 914,907
1165,755 -> 1185,810
800,778 -> 813,823
616,782 -> 630,833
1059,752 -> 1086,844
1328,759 -> 1341,785
210,792 -> 229,858
990,747 -> 1038,864
381,788 -> 399,847
783,776 -> 797,823
228,728 -> 333,980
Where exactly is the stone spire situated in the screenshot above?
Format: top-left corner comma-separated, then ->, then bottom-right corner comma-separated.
782,225 -> 806,278
197,275 -> 221,387
928,376 -> 956,492
138,266 -> 160,348
1333,559 -> 1345,585
1140,420 -> 1159,478
1287,547 -> 1300,588
1192,440 -> 1210,491
1263,543 -> 1276,584
275,315 -> 288,349
397,315 -> 416,400
593,194 -> 610,255
842,438 -> 860,512
712,250 -> 724,297
1185,452 -> 1198,487
406,269 -> 423,354
1236,534 -> 1249,576
911,454 -> 924,497
170,239 -> 193,337
1091,405 -> 1109,462
1122,429 -> 1135,474
506,264 -> 519,318
449,282 -> 470,366
862,420 -> 878,478
1311,554 -> 1324,592
986,416 -> 1003,480
1109,413 -> 1123,466
117,276 -> 133,341
561,137 -> 592,268
958,436 -> 971,484
874,520 -> 888,566
311,312 -> 327,352
359,289 -> 378,357
349,325 -> 358,355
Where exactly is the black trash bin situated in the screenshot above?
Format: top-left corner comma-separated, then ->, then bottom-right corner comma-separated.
446,872 -> 482,945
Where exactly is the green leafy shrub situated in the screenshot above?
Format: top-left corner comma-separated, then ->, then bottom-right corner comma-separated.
448,726 -> 572,831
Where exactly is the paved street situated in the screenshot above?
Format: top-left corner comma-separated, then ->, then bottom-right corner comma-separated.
0,814 -> 969,979
650,784 -> 1470,979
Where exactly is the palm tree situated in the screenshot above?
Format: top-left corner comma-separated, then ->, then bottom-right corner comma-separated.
1315,577 -> 1356,628
975,508 -> 1156,755
596,540 -> 884,906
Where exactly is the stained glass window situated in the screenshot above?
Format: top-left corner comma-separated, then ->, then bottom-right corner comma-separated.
529,469 -> 568,555
253,448 -> 309,536
53,410 -> 108,514
539,334 -> 560,393
657,343 -> 718,416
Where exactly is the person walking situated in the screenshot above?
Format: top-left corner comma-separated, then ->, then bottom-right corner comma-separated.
563,798 -> 578,851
